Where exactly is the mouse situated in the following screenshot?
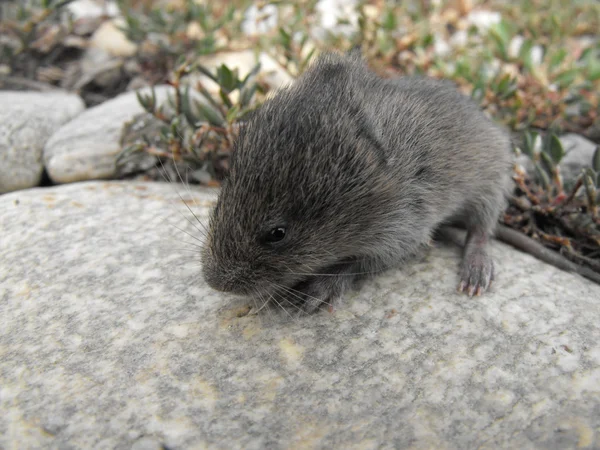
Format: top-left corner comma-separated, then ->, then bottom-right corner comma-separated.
201,50 -> 513,313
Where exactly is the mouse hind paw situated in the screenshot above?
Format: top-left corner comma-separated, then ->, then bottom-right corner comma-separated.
457,229 -> 495,296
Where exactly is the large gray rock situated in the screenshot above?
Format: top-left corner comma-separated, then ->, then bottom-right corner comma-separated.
1,181 -> 599,449
43,86 -> 175,184
0,91 -> 84,194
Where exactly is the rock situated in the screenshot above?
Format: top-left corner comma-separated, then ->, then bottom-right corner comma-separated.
515,133 -> 599,186
193,50 -> 293,96
1,180 -> 599,448
313,0 -> 359,40
466,10 -> 501,31
241,4 -> 279,35
559,133 -> 599,181
508,35 -> 525,59
67,0 -> 120,19
0,91 -> 85,194
43,86 -> 175,184
89,18 -> 138,58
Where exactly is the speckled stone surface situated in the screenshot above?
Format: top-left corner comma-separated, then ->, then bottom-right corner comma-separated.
1,181 -> 599,449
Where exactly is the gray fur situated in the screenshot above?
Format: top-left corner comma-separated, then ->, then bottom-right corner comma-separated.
201,51 -> 513,313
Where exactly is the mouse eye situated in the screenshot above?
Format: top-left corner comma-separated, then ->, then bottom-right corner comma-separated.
265,226 -> 286,243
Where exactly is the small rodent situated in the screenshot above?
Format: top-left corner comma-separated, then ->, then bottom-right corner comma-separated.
201,51 -> 513,313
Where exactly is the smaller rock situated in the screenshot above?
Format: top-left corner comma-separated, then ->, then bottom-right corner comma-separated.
0,91 -> 85,194
43,86 -> 174,184
515,133 -> 598,186
67,0 -> 120,20
312,0 -> 359,40
241,4 -> 279,35
192,50 -> 293,96
89,18 -> 137,58
559,133 -> 599,181
508,35 -> 524,59
466,10 -> 501,30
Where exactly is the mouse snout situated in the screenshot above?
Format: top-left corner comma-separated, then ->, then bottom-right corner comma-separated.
202,261 -> 254,295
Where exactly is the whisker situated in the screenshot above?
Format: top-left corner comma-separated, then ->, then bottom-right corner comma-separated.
268,291 -> 297,322
172,223 -> 205,244
171,158 -> 210,236
273,283 -> 334,309
283,270 -> 374,277
271,287 -> 307,316
158,158 -> 209,240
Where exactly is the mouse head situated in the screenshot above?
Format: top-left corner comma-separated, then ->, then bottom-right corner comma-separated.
201,54 -> 395,297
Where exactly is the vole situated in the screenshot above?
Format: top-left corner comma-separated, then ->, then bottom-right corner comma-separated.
201,51 -> 513,313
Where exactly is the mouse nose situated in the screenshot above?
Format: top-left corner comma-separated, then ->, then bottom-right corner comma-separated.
202,264 -> 252,295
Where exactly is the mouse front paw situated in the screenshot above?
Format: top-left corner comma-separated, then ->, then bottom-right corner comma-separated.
288,274 -> 352,314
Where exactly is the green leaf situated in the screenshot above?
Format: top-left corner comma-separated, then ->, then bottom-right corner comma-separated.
195,64 -> 218,83
195,82 -> 222,112
136,88 -> 156,113
518,38 -> 534,69
278,28 -> 292,48
540,151 -> 555,177
522,130 -> 539,159
218,89 -> 233,109
300,48 -> 316,72
553,69 -> 579,88
217,64 -> 235,93
593,145 -> 600,172
587,60 -> 600,81
583,171 -> 597,208
225,105 -> 240,123
382,10 -> 396,31
239,83 -> 257,108
196,102 -> 226,127
181,85 -> 200,127
549,48 -> 567,70
488,20 -> 510,60
546,134 -> 565,164
241,63 -> 262,87
534,162 -> 551,189
421,33 -> 434,48
471,79 -> 485,104
578,47 -> 594,62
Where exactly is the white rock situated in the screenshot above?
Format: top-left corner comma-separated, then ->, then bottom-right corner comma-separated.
450,30 -> 469,49
0,91 -> 85,194
466,10 -> 501,31
89,19 -> 137,58
1,180 -> 599,448
67,0 -> 120,19
508,35 -> 524,59
434,34 -> 451,56
43,86 -> 174,184
313,0 -> 359,40
194,50 -> 293,95
241,4 -> 279,35
530,45 -> 544,66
